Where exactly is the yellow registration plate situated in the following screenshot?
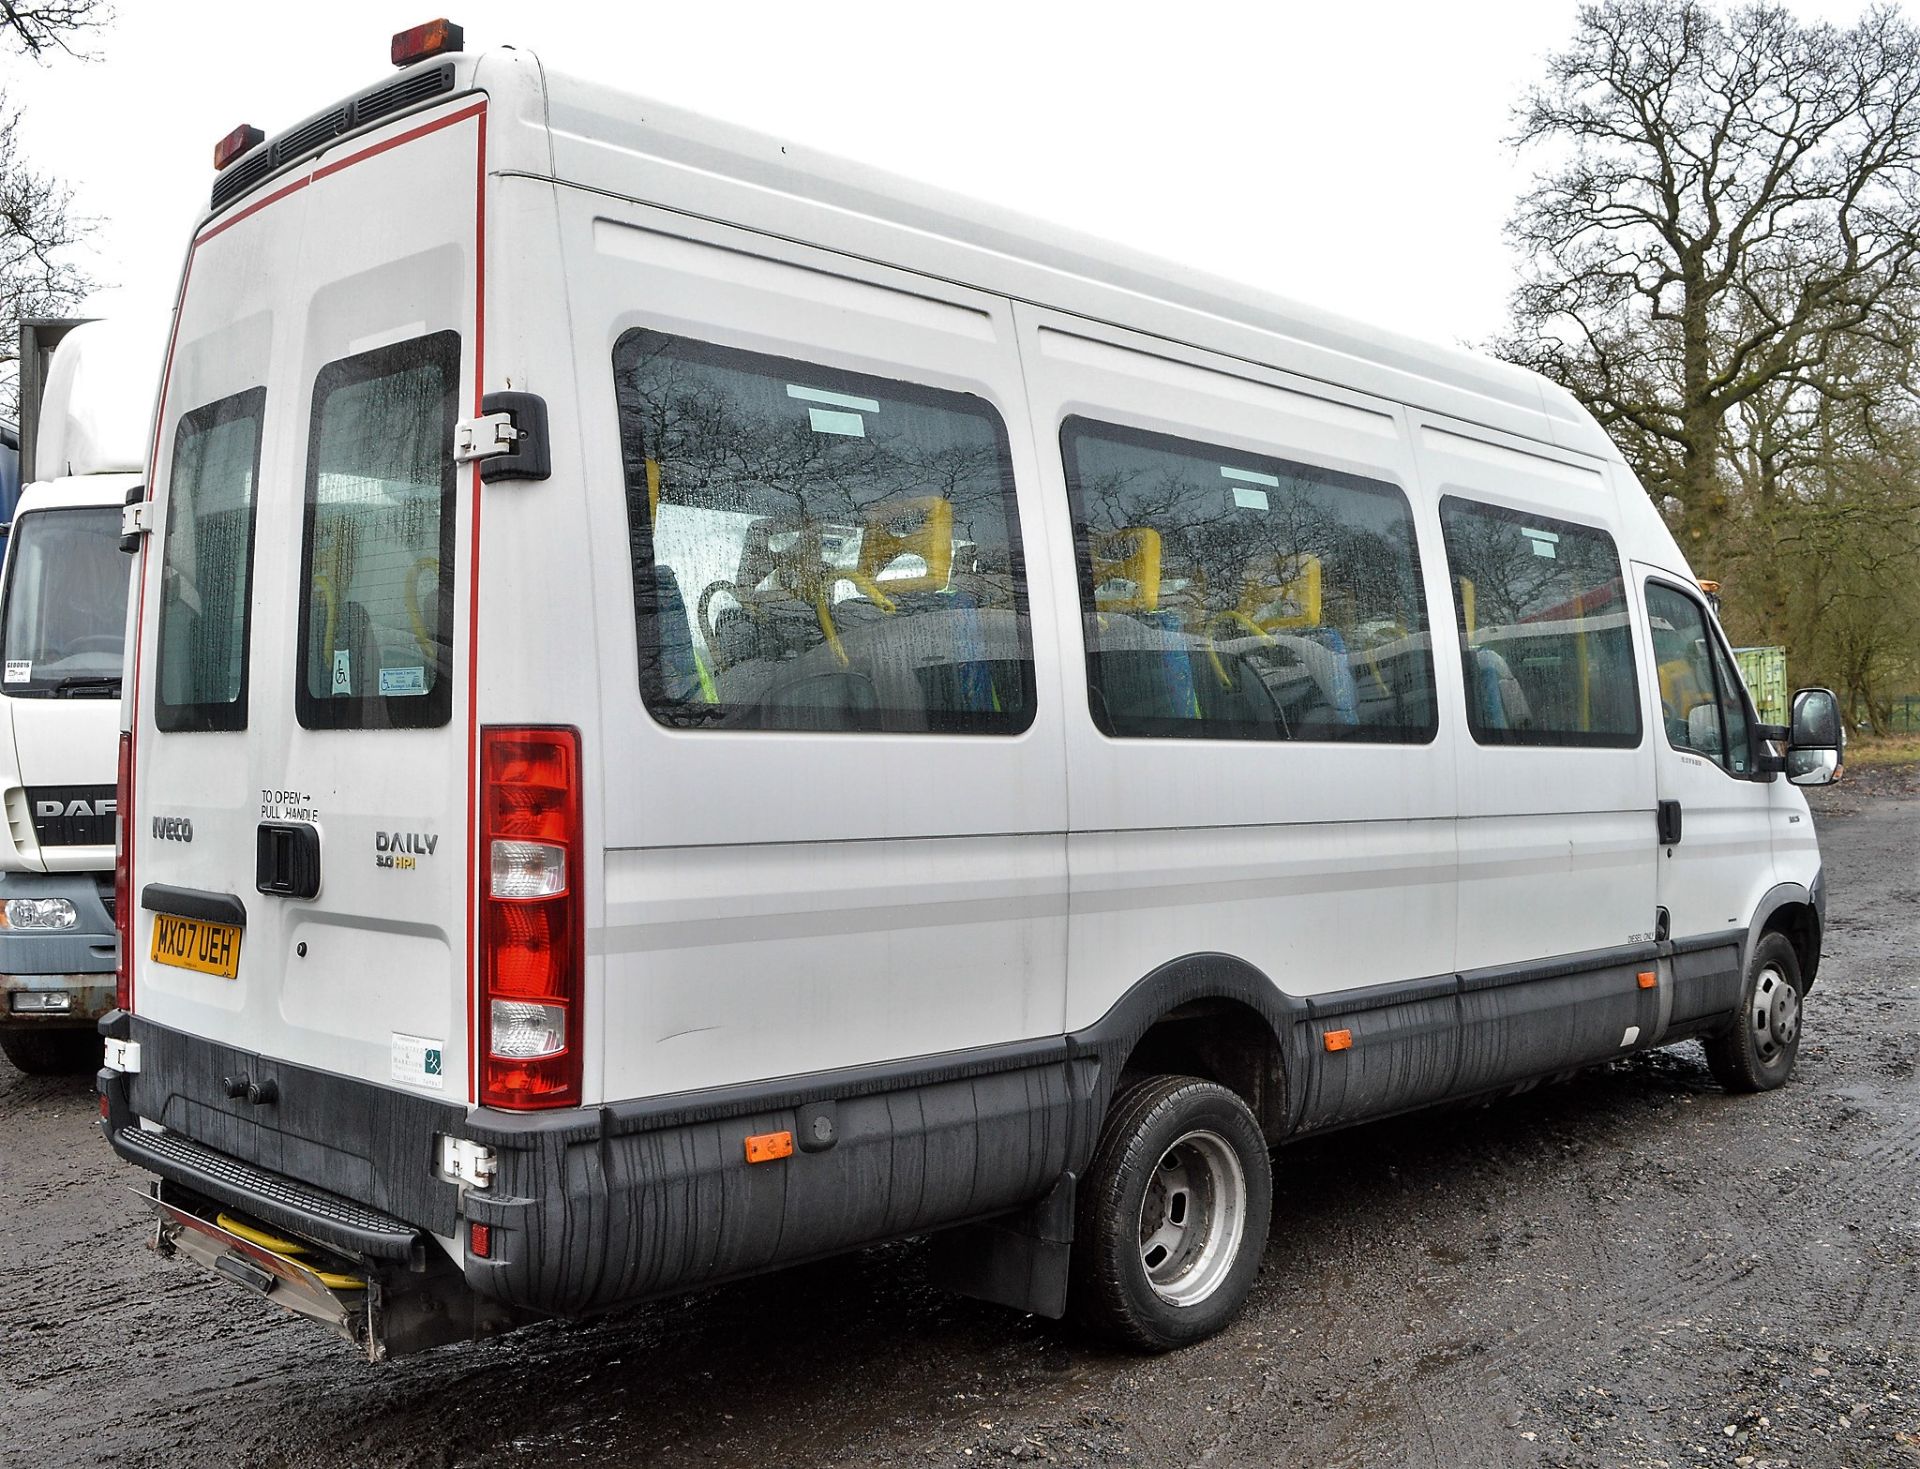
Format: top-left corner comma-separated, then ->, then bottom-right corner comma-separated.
150,913 -> 242,979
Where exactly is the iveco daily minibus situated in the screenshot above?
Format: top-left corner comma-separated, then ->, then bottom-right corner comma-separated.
99,20 -> 1844,1359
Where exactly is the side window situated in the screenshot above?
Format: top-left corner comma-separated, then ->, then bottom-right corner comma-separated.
1440,498 -> 1640,748
296,331 -> 460,730
612,330 -> 1036,735
1647,582 -> 1753,774
155,388 -> 266,732
1059,418 -> 1437,743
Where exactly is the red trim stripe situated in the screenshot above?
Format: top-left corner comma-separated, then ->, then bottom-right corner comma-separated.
466,107 -> 489,1098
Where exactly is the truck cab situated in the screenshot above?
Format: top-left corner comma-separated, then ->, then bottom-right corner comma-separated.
0,319 -> 160,1072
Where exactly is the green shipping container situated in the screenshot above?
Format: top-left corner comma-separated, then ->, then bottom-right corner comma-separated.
1733,646 -> 1787,727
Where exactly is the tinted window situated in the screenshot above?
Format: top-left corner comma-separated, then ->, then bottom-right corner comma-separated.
1648,582 -> 1754,774
297,331 -> 459,730
155,388 -> 265,732
613,331 -> 1035,734
1440,499 -> 1640,748
1060,417 -> 1436,742
0,507 -> 126,697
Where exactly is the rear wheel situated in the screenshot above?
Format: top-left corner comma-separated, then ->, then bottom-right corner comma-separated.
1703,931 -> 1803,1093
0,1027 -> 98,1076
1070,1075 -> 1271,1351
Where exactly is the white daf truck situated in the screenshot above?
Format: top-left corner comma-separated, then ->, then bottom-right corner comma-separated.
0,320 -> 157,1072
100,21 -> 1843,1359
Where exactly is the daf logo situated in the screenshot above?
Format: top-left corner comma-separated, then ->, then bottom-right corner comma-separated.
37,797 -> 115,819
152,816 -> 194,843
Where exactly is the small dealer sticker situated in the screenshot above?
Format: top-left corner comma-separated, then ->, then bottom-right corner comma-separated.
391,1032 -> 445,1091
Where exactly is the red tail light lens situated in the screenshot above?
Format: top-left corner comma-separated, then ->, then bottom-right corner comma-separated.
479,728 -> 582,1109
114,730 -> 133,1010
392,18 -> 464,67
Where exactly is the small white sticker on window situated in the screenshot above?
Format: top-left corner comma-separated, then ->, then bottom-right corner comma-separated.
808,407 -> 866,437
1220,466 -> 1280,488
391,1032 -> 445,1090
379,666 -> 427,696
3,660 -> 29,684
332,649 -> 352,694
787,384 -> 880,413
1230,487 -> 1270,511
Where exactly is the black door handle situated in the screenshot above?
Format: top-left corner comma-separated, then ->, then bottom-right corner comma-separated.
1657,800 -> 1683,845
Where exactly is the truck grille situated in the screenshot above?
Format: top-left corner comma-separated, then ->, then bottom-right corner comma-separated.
26,785 -> 116,847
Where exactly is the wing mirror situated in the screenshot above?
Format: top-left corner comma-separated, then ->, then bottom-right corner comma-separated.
1784,687 -> 1844,786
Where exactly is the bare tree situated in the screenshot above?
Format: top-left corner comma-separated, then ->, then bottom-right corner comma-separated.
1495,2 -> 1920,565
0,0 -> 106,416
0,1 -> 108,60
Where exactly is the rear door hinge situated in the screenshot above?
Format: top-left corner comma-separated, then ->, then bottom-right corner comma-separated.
455,391 -> 550,482
437,1134 -> 496,1190
118,485 -> 151,554
454,411 -> 519,463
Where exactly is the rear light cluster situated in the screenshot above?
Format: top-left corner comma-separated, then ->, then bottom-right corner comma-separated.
114,731 -> 133,1010
479,728 -> 582,1109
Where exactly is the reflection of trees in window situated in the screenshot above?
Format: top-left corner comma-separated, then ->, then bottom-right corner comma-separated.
613,332 -> 1033,736
1062,419 -> 1436,743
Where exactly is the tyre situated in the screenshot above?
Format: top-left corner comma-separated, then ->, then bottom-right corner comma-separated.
1702,931 -> 1803,1093
0,1027 -> 99,1076
1069,1075 -> 1272,1351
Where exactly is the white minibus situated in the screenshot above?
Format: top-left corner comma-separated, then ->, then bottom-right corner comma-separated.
100,20 -> 1844,1359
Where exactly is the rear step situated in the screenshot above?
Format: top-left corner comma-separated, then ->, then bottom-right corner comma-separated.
118,1125 -> 421,1260
147,1181 -> 538,1360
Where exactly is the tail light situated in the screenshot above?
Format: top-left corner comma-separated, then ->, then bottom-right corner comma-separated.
478,728 -> 582,1109
114,730 -> 133,1009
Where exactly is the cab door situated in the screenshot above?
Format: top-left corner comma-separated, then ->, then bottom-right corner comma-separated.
1638,573 -> 1772,1025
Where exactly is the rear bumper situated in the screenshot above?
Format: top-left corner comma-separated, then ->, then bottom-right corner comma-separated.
98,1010 -> 1091,1322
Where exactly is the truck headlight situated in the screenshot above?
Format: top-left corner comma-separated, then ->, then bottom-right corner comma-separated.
2,898 -> 78,929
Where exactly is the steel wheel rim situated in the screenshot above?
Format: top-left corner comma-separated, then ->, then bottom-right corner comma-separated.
1136,1128 -> 1247,1307
1751,964 -> 1799,1062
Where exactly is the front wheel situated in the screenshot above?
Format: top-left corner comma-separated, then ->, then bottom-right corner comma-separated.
1069,1075 -> 1272,1351
1703,931 -> 1804,1093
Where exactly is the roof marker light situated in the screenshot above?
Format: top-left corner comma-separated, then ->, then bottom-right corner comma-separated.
392,18 -> 464,67
213,124 -> 264,172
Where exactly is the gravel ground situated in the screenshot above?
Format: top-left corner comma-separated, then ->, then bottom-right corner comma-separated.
2,788 -> 1915,1469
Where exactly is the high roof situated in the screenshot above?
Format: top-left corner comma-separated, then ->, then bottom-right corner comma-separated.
529,56 -> 1619,461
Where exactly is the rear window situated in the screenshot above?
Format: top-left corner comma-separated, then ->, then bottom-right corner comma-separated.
612,330 -> 1036,734
296,331 -> 460,730
1440,497 -> 1641,748
0,506 -> 126,698
155,388 -> 265,732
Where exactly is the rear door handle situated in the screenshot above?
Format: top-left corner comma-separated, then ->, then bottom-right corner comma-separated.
256,823 -> 322,900
1657,800 -> 1683,845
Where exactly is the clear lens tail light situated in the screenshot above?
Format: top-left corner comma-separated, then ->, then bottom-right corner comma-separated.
478,728 -> 582,1109
114,730 -> 133,1010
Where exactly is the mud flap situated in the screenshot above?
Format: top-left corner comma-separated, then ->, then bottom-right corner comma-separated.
927,1172 -> 1076,1319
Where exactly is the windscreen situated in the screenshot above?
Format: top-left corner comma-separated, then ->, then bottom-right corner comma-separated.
0,506 -> 127,697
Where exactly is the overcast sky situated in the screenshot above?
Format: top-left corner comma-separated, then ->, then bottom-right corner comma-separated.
3,0 -> 1896,353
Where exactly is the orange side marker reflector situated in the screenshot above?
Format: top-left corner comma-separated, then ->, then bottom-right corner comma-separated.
1637,970 -> 1658,989
469,1222 -> 491,1259
1324,1029 -> 1353,1053
745,1130 -> 795,1164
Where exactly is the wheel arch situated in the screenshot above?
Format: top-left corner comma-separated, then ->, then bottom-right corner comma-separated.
1747,880 -> 1822,991
1068,953 -> 1307,1144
